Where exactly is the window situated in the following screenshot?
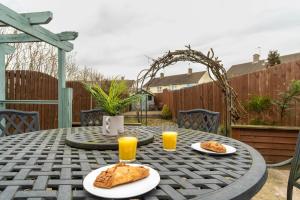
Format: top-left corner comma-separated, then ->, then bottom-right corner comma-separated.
157,86 -> 162,92
148,95 -> 152,101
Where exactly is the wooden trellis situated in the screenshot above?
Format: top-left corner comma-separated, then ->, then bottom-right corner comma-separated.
136,46 -> 246,137
0,4 -> 78,128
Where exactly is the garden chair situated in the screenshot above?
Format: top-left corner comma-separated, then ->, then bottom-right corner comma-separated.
287,132 -> 300,200
80,109 -> 106,126
0,109 -> 40,136
177,109 -> 220,133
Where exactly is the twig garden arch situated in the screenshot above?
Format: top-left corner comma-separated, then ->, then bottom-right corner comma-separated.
137,45 -> 245,137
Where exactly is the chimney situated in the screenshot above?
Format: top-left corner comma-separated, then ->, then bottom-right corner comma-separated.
121,76 -> 125,80
188,68 -> 192,75
253,53 -> 260,63
160,73 -> 164,78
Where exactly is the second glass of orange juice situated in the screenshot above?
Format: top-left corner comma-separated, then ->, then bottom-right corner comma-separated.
118,136 -> 138,162
162,124 -> 178,151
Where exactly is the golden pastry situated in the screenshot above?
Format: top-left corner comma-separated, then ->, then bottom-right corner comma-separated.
200,141 -> 226,153
94,163 -> 150,189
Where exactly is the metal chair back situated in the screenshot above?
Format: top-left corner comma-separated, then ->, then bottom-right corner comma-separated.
177,109 -> 220,133
80,109 -> 106,126
0,109 -> 40,136
287,132 -> 300,200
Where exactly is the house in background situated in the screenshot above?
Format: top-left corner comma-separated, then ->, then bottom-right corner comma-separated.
144,68 -> 212,93
227,52 -> 300,78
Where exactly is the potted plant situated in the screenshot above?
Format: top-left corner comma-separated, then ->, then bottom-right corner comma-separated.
84,78 -> 140,135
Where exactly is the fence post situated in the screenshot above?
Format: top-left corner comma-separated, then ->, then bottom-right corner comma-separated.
58,48 -> 66,128
62,88 -> 73,128
0,44 -> 14,110
0,47 -> 5,110
0,44 -> 14,136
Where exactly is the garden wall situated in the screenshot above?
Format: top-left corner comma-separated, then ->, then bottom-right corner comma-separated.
155,60 -> 300,126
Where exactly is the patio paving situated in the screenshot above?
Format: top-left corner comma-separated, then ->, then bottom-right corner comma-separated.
254,166 -> 300,200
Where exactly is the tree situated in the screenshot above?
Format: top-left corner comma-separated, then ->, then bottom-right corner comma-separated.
2,27 -> 104,81
267,50 -> 281,67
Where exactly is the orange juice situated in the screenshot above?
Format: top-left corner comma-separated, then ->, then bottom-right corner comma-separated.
118,136 -> 138,162
162,131 -> 177,151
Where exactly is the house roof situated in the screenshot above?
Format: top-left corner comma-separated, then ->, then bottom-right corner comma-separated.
227,61 -> 265,78
227,52 -> 300,78
144,71 -> 206,87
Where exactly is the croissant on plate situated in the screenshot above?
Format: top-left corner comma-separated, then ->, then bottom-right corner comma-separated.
200,141 -> 226,153
93,163 -> 150,189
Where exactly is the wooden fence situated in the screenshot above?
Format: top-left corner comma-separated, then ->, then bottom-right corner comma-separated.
5,70 -> 95,129
155,60 -> 300,126
4,60 -> 300,129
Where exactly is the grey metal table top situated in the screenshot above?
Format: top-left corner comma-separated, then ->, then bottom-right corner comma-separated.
65,127 -> 154,150
0,126 -> 267,200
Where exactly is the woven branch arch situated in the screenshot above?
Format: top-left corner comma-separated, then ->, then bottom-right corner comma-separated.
136,45 -> 246,136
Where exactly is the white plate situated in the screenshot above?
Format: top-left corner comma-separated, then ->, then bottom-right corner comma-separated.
191,142 -> 237,155
83,163 -> 160,199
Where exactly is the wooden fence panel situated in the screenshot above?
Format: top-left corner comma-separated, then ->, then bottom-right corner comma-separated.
154,60 -> 300,126
4,70 -> 95,130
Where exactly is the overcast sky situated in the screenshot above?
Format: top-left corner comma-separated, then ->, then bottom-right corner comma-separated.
1,0 -> 300,79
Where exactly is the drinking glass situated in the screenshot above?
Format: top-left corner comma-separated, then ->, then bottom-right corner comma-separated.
118,130 -> 138,162
162,124 -> 178,151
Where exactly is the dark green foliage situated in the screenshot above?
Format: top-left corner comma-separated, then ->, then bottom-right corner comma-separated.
273,80 -> 300,122
161,104 -> 172,119
246,96 -> 272,114
246,95 -> 272,125
84,79 -> 140,116
267,50 -> 281,67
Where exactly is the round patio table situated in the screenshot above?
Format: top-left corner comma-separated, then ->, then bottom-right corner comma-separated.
0,126 -> 267,200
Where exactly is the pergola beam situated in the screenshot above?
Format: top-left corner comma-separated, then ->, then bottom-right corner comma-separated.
0,4 -> 73,52
0,32 -> 79,43
0,11 -> 53,27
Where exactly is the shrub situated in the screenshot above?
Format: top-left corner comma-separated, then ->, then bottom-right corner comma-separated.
273,80 -> 300,122
161,104 -> 172,119
246,95 -> 272,125
246,95 -> 272,114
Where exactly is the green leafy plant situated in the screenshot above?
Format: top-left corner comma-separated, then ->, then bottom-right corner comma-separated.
246,95 -> 272,125
273,80 -> 300,122
161,104 -> 172,119
267,50 -> 281,67
84,79 -> 140,116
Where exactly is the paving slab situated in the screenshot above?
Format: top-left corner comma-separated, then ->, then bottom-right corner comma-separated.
254,166 -> 300,200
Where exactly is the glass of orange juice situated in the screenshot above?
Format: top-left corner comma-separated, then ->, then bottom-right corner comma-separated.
118,130 -> 138,162
162,125 -> 178,151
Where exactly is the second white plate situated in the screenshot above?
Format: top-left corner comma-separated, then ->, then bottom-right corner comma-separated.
191,142 -> 237,155
83,163 -> 160,199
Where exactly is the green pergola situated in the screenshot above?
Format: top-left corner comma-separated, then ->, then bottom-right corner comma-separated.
0,4 -> 78,128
